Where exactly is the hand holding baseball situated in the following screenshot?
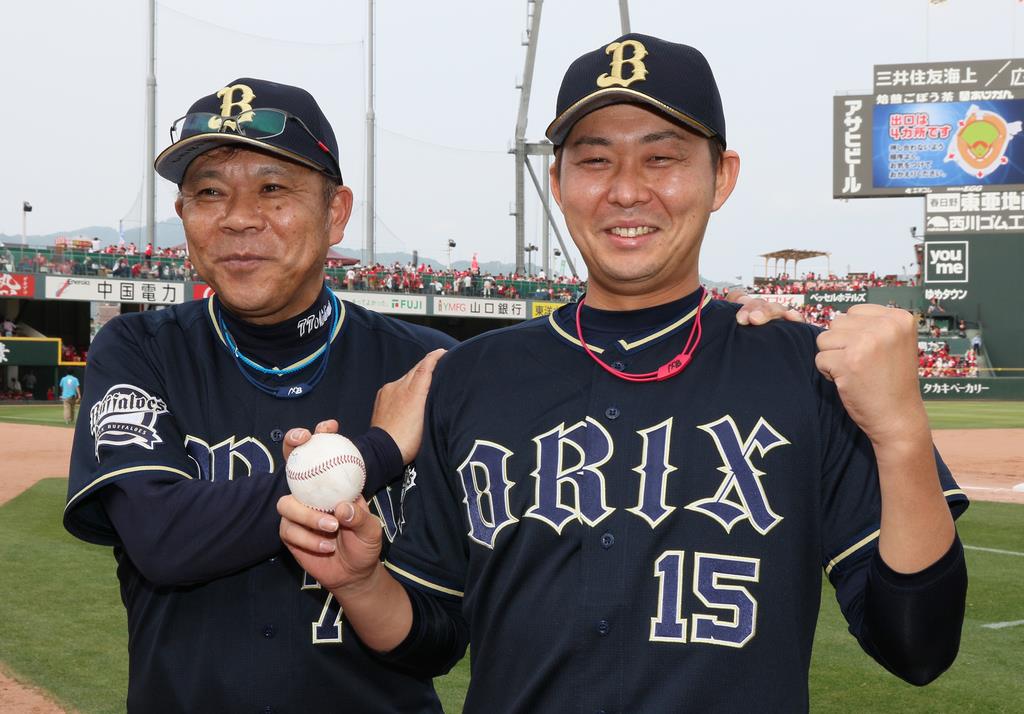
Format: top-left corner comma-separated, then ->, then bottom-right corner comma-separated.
286,432 -> 366,511
815,304 -> 927,445
278,493 -> 383,593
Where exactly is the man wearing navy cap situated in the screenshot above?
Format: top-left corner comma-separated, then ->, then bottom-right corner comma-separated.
63,78 -> 458,712
280,36 -> 969,712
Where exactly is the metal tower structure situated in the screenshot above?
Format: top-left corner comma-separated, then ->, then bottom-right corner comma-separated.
145,0 -> 157,248
365,0 -> 377,266
511,0 -> 630,277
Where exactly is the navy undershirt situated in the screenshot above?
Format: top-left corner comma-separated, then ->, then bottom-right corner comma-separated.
215,285 -> 335,369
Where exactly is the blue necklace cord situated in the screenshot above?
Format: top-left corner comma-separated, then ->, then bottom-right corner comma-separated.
216,289 -> 339,399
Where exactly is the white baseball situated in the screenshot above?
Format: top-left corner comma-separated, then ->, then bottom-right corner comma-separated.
286,433 -> 366,512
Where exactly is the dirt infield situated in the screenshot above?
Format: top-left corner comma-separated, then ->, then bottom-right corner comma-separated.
0,423 -> 74,507
0,422 -> 1020,713
0,666 -> 67,714
933,429 -> 1024,504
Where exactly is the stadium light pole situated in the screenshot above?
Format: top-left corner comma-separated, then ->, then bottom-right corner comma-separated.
541,151 -> 550,276
447,238 -> 456,272
21,201 -> 33,246
525,243 -> 538,276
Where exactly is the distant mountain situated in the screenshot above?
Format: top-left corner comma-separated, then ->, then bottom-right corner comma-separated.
0,219 -> 186,249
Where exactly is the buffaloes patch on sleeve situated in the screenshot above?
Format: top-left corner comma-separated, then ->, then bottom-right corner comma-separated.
90,384 -> 169,459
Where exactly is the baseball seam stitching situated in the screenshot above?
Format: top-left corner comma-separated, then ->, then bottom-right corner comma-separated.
287,454 -> 366,482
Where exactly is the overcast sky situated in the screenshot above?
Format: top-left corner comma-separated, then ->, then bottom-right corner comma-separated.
2,0 -> 1023,283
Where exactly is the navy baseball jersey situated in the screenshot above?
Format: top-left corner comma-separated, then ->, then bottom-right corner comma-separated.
64,288 -> 455,713
386,292 -> 968,713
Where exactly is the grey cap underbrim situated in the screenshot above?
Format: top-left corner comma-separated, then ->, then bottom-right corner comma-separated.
154,134 -> 332,185
545,87 -> 719,147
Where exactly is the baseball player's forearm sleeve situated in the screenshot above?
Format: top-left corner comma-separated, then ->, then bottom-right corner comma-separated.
351,427 -> 404,496
100,469 -> 290,586
857,534 -> 967,685
372,582 -> 469,678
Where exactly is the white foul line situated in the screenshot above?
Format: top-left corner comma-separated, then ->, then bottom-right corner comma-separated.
982,620 -> 1024,630
964,545 -> 1024,557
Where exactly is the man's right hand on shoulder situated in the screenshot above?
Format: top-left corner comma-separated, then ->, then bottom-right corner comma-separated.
371,348 -> 447,463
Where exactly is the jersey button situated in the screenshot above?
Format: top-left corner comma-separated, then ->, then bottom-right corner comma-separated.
270,428 -> 285,442
262,625 -> 276,639
600,532 -> 615,549
597,619 -> 610,636
604,407 -> 620,420
611,361 -> 625,371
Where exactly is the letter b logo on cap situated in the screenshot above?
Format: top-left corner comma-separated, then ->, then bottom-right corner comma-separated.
596,40 -> 648,88
207,83 -> 256,132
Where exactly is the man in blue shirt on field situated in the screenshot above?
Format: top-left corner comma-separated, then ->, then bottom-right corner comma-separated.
58,372 -> 80,425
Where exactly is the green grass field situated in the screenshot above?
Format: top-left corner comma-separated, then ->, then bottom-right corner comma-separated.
0,479 -> 1020,713
923,400 -> 1024,429
3,399 -> 1024,430
0,403 -> 75,428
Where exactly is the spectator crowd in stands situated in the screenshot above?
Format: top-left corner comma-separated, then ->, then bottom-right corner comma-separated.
918,342 -> 978,378
325,261 -> 584,302
752,271 -> 912,294
798,303 -> 837,329
3,243 -> 586,302
6,241 -> 198,282
62,344 -> 87,363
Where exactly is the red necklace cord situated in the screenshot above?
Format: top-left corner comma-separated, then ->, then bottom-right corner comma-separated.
574,288 -> 705,383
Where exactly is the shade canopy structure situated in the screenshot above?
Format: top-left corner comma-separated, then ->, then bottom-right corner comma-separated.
758,249 -> 831,278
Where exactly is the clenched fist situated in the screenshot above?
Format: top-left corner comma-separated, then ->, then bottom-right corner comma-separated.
815,304 -> 927,445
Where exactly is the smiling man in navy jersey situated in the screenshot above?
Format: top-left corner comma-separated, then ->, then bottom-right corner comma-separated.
63,78 -> 457,713
280,35 -> 969,713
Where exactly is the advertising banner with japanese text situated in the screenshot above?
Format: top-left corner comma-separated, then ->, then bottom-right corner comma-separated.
44,276 -> 185,305
531,301 -> 564,318
833,95 -> 885,198
805,291 -> 869,310
925,189 -> 1024,234
0,273 -> 35,297
755,294 -> 805,308
872,100 -> 1024,190
434,297 -> 527,320
920,378 -> 1024,400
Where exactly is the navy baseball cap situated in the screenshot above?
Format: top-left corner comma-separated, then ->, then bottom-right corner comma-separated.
545,34 -> 726,148
155,77 -> 343,184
